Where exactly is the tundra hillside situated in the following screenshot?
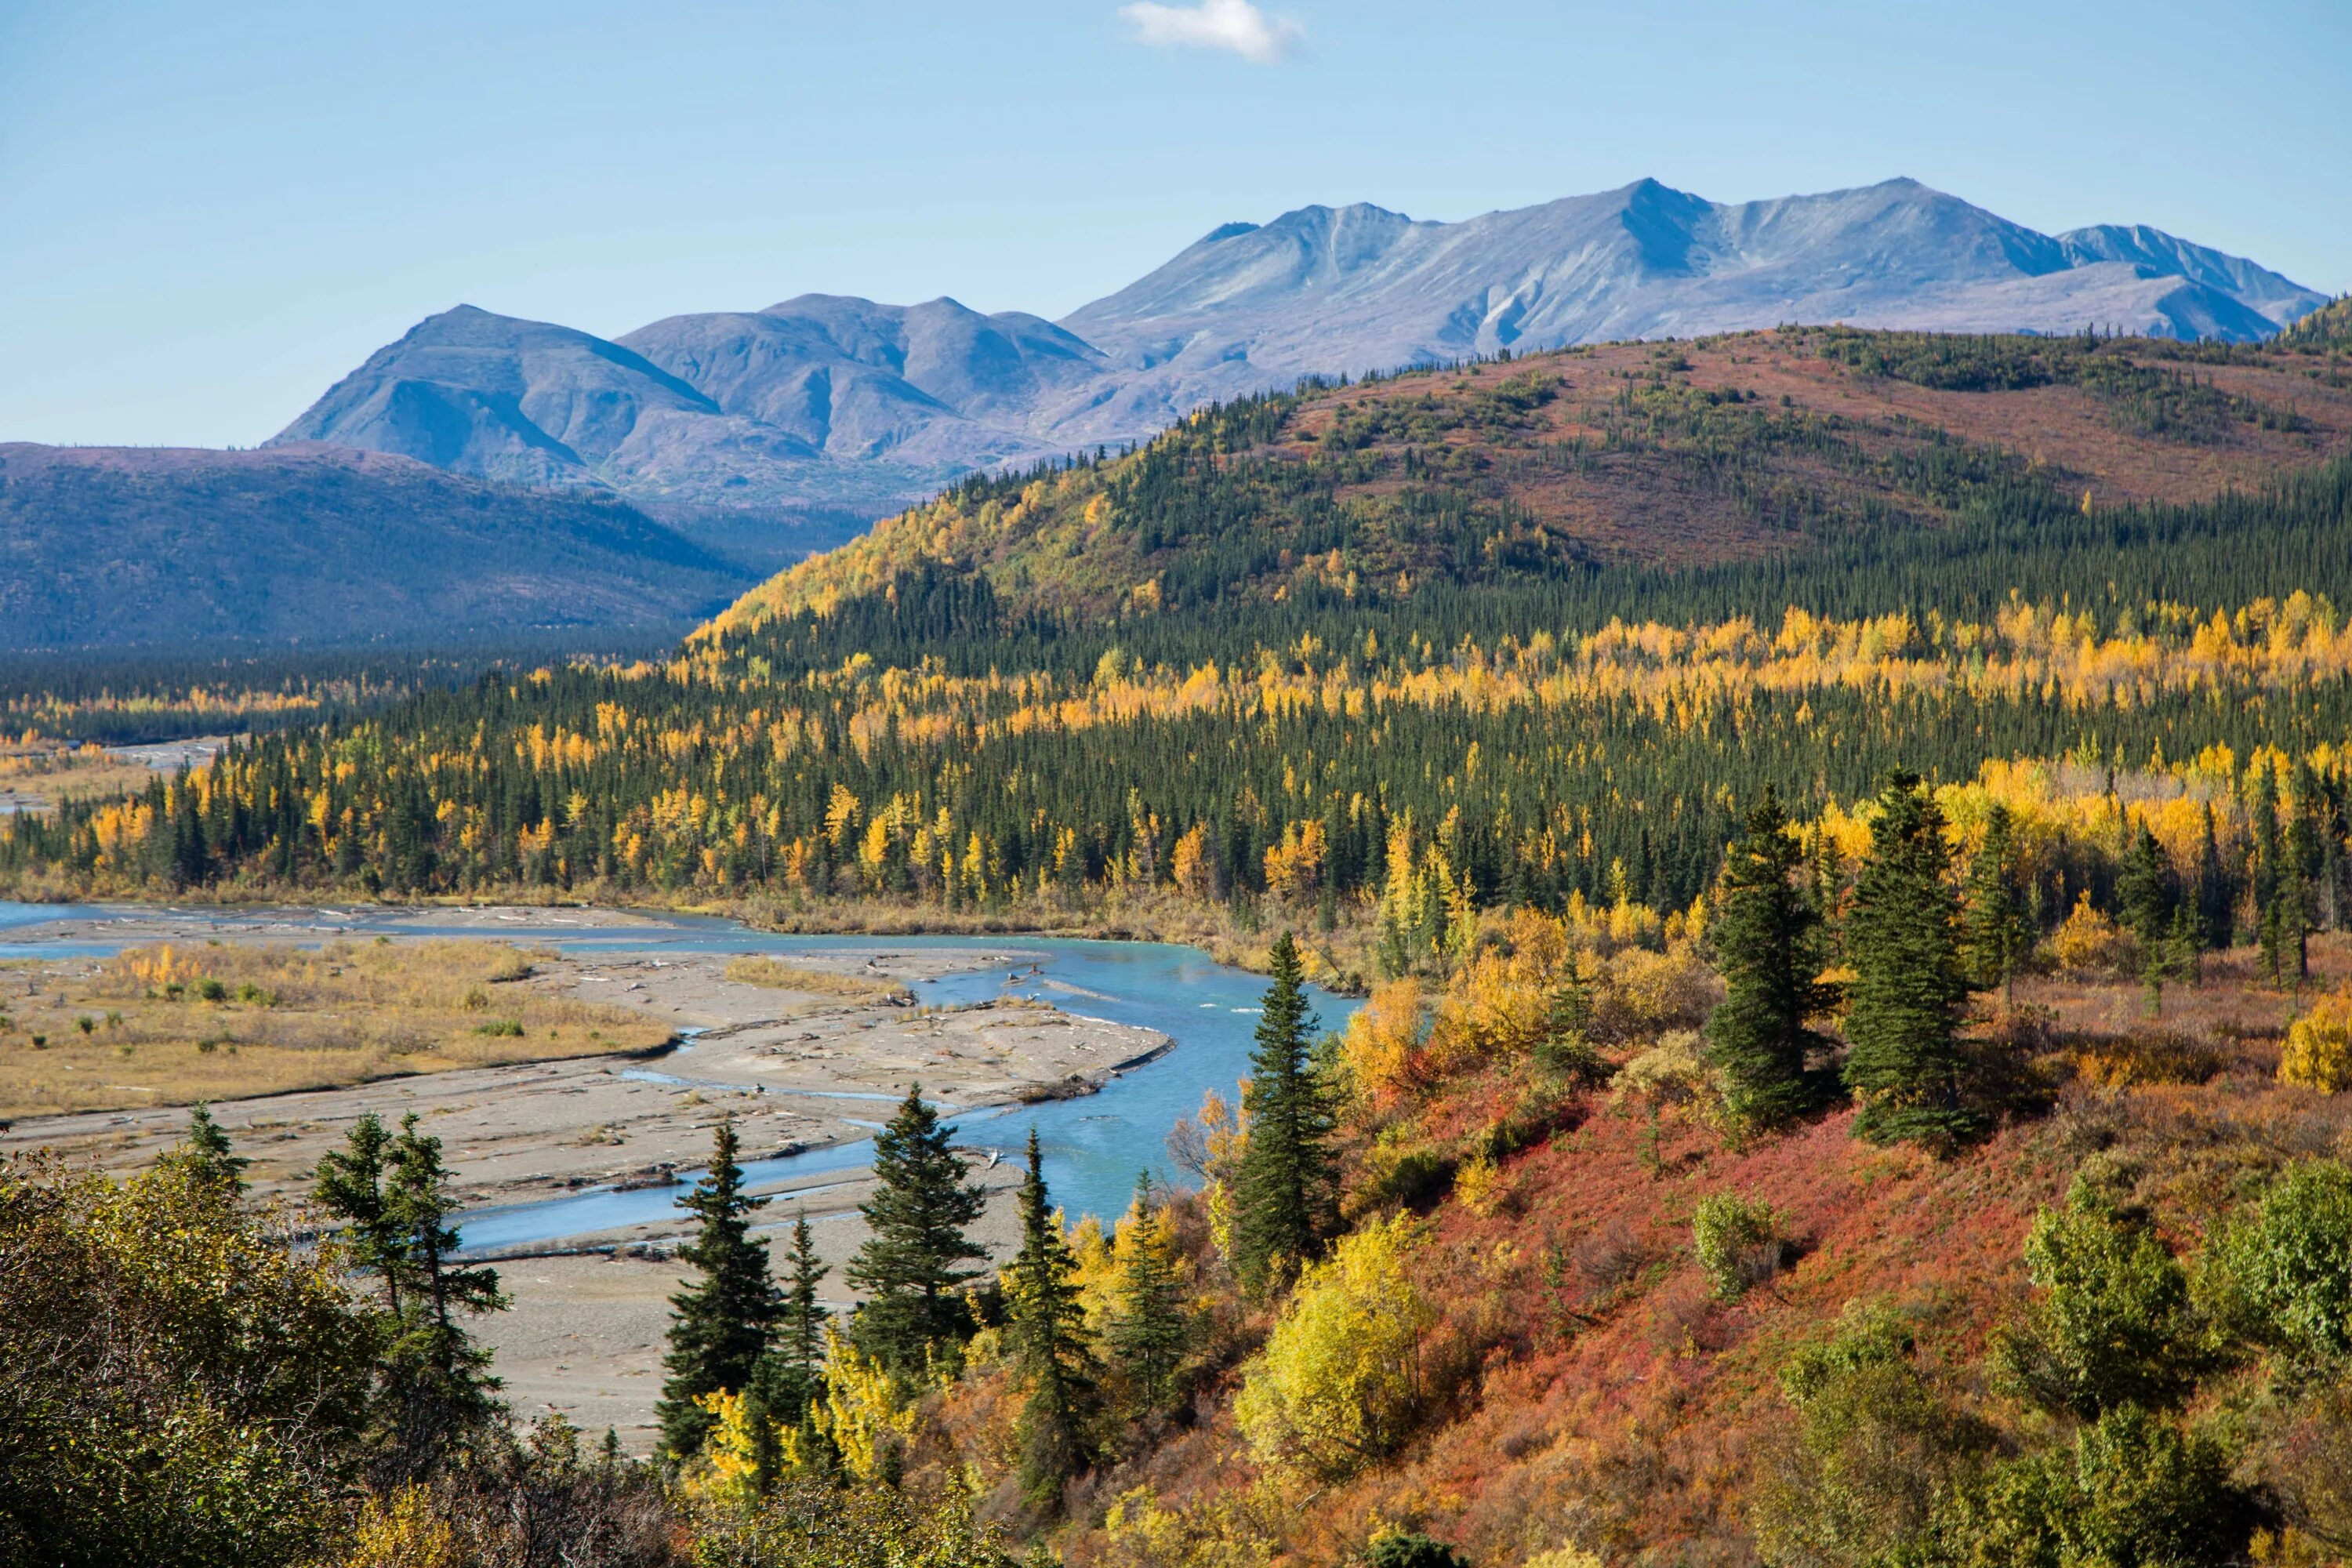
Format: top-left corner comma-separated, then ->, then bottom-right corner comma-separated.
5,326 -> 2351,976
9,321 -> 2352,1564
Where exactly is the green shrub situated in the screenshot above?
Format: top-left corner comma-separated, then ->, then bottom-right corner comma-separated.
2202,1159 -> 2352,1370
1692,1191 -> 1784,1299
1472,1090 -> 1566,1163
0,1159 -> 376,1566
195,977 -> 228,1003
1947,1406 -> 2253,1567
1356,1139 -> 1455,1214
1752,1302 -> 1988,1568
473,1018 -> 526,1038
1366,1530 -> 1468,1568
1995,1174 -> 2205,1418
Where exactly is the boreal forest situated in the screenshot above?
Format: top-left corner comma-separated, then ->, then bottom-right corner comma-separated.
13,316 -> 2352,1567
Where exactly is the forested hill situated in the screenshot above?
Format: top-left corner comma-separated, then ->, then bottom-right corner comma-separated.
703,325 -> 2352,658
10,325 -> 2352,922
0,443 -> 757,652
22,327 -> 2352,1568
2285,295 -> 2352,350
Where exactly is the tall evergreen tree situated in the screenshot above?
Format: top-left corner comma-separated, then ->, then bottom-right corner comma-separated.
1232,933 -> 1338,1297
2195,802 -> 2235,953
744,1215 -> 833,1483
1810,828 -> 1843,924
1706,788 -> 1838,1128
2118,820 -> 2182,1011
774,1217 -> 829,1411
2168,901 -> 2203,989
162,1102 -> 249,1199
1007,1130 -> 1097,1511
848,1085 -> 986,1381
1842,775 -> 1980,1149
314,1112 -> 405,1319
1107,1171 -> 1189,1417
380,1112 -> 506,1479
1962,802 -> 2034,1007
659,1116 -> 780,1461
2286,757 -> 2325,982
2254,762 -> 2286,983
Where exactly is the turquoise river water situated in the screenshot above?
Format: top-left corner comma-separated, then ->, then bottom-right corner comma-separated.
0,903 -> 1358,1251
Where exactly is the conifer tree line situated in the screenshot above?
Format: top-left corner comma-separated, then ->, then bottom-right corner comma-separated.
1699,758 -> 2339,1152
634,937 -> 1335,1515
39,1071 -> 1263,1534
9,626 -> 2352,939
3,328 -> 2350,935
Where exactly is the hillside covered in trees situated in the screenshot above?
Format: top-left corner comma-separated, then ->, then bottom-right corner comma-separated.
0,443 -> 758,652
11,324 -> 2352,1565
6,326 -> 2351,942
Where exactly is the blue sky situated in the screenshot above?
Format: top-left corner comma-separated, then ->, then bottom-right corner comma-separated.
2,0 -> 2346,448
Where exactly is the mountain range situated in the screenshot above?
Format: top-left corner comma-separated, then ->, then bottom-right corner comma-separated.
5,176 -> 2332,653
0,444 -> 753,652
274,177 -> 2328,523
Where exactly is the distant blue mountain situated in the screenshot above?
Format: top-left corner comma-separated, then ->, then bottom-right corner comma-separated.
274,179 -> 2328,520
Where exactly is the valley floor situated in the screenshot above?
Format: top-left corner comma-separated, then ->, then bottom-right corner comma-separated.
0,905 -> 1168,1450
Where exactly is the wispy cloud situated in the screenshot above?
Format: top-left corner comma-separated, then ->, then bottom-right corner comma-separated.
1119,0 -> 1304,64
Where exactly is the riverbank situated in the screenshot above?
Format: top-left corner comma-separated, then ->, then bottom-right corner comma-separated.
0,903 -> 1183,1449
0,932 -> 676,1118
0,881 -> 1377,993
0,908 -> 1167,1212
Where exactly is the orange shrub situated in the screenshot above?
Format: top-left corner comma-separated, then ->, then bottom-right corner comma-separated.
1590,945 -> 1718,1047
2281,995 -> 2352,1093
2071,1029 -> 2227,1089
1340,979 -> 1427,1102
2052,891 -> 2134,975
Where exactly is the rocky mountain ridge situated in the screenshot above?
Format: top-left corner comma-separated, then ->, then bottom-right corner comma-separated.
270,178 -> 2329,523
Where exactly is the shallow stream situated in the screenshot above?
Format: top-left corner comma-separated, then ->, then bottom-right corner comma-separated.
0,903 -> 1358,1249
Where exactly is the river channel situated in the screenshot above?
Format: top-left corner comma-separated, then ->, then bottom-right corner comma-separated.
0,903 -> 1359,1251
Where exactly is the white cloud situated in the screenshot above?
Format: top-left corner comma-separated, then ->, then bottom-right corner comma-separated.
1119,0 -> 1304,64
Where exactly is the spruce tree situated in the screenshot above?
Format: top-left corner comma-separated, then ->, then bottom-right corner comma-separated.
381,1112 -> 506,1479
2286,757 -> 2323,982
2119,821 -> 2175,949
1810,828 -> 1842,921
743,1215 -> 832,1482
2255,763 -> 2286,982
1232,932 -> 1338,1297
1842,775 -> 1980,1149
162,1102 -> 249,1198
1533,953 -> 1604,1084
773,1216 -> 830,1414
2194,802 -> 2235,953
1962,802 -> 2034,1006
1007,1130 -> 1097,1511
659,1116 -> 780,1461
2118,821 -> 2181,1011
1107,1171 -> 1188,1416
2168,902 -> 2202,989
315,1112 -> 404,1318
1705,788 -> 1838,1129
847,1084 -> 986,1381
